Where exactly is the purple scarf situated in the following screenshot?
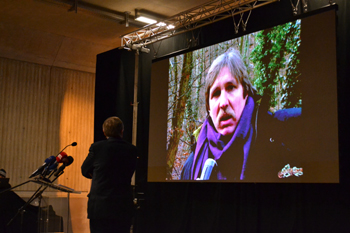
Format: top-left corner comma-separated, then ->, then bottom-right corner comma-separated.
191,96 -> 255,180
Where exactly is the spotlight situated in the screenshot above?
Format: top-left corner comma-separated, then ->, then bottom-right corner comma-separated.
125,42 -> 150,54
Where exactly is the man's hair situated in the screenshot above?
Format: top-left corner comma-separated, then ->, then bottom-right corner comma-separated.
205,48 -> 256,113
102,116 -> 124,138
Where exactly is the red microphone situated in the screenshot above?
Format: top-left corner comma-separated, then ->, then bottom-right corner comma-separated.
56,152 -> 68,163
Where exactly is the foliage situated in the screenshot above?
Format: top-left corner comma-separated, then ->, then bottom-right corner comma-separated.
250,20 -> 301,110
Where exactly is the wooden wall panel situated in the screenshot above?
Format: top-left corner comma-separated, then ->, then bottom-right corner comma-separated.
0,57 -> 94,192
50,67 -> 95,192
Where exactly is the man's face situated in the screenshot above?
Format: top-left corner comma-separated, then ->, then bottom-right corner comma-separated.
208,66 -> 247,136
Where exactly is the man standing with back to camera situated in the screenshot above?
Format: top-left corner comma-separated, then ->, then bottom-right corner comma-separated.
82,116 -> 138,233
181,48 -> 302,182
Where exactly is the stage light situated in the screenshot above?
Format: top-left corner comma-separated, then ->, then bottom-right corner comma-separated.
135,9 -> 158,24
135,16 -> 157,24
125,42 -> 150,54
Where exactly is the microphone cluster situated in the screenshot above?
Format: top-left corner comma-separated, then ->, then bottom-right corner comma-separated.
29,142 -> 76,182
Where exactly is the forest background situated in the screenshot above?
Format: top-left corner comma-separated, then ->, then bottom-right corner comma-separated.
166,19 -> 302,180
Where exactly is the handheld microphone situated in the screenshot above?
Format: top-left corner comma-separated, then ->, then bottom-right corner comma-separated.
54,156 -> 74,177
197,158 -> 217,180
29,156 -> 56,178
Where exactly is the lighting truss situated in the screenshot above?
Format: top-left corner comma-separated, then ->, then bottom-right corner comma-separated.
121,0 -> 279,47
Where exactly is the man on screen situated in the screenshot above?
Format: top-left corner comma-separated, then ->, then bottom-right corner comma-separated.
181,48 -> 302,181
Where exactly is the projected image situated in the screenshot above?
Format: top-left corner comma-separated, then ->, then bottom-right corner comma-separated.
166,20 -> 303,181
148,9 -> 338,183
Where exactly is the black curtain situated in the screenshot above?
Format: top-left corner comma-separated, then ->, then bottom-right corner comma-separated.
95,0 -> 350,232
94,48 -> 135,143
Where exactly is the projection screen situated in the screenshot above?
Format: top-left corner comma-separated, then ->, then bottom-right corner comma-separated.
148,8 -> 338,183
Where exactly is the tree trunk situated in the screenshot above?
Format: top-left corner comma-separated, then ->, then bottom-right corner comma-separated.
167,51 -> 193,179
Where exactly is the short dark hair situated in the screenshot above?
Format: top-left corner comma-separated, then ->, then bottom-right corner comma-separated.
102,117 -> 124,138
205,48 -> 256,113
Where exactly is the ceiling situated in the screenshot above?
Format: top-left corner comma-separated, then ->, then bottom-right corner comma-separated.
0,0 -> 210,73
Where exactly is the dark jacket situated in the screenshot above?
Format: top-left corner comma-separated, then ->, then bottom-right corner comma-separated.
81,137 -> 138,219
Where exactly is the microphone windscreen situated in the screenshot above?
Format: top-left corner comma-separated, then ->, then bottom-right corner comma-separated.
71,142 -> 77,146
65,156 -> 74,166
45,156 -> 56,164
56,152 -> 68,162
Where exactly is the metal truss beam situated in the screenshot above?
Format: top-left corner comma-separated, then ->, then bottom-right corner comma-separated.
121,0 -> 279,47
